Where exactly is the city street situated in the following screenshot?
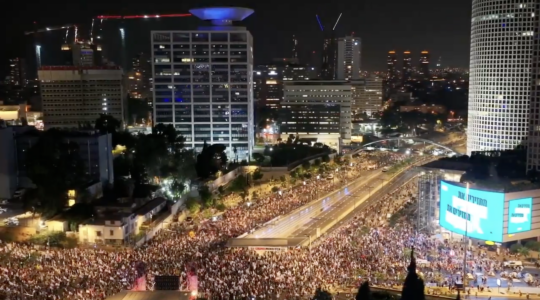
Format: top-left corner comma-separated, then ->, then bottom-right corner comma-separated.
244,170 -> 382,239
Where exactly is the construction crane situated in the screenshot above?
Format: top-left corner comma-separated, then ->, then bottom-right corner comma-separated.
94,12 -> 192,70
96,13 -> 191,20
25,23 -> 79,69
25,13 -> 192,72
317,13 -> 343,80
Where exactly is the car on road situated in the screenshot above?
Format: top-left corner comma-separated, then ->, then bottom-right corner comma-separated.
382,167 -> 389,172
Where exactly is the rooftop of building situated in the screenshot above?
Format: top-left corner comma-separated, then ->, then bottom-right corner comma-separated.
133,198 -> 167,216
39,66 -> 122,71
16,128 -> 109,139
284,80 -> 351,86
420,149 -> 540,193
189,7 -> 254,22
84,212 -> 134,226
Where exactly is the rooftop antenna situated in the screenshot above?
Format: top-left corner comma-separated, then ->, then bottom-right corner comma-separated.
333,13 -> 342,31
316,15 -> 324,31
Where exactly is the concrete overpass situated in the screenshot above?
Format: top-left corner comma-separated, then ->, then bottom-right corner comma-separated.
350,137 -> 463,156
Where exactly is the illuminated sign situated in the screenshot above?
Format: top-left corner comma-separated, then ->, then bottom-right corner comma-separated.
508,198 -> 532,234
439,181 -> 504,242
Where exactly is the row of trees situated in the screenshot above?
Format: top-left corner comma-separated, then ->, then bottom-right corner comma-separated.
186,168 -> 264,214
22,115 -> 198,218
379,107 -> 441,136
264,141 -> 333,167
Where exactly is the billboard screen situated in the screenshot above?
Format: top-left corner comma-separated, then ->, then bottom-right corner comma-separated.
439,181 -> 504,242
508,198 -> 533,234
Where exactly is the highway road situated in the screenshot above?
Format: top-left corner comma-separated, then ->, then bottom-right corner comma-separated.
291,169 -> 418,241
244,169 -> 384,239
244,159 -> 426,241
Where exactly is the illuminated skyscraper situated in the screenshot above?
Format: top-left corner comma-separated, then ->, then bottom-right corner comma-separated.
151,7 -> 255,160
387,51 -> 397,84
526,4 -> 540,171
402,51 -> 412,83
336,36 -> 361,80
8,58 -> 26,87
468,0 -> 537,155
419,51 -> 430,79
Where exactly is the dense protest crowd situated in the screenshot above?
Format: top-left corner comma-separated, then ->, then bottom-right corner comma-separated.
0,151 -> 481,300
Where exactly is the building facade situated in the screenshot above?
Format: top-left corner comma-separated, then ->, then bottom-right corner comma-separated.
281,80 -> 352,149
468,0 -> 537,155
151,10 -> 255,159
387,51 -> 397,84
336,36 -> 361,80
16,131 -> 114,187
419,51 -> 430,79
351,76 -> 383,117
402,51 -> 412,84
253,59 -> 307,110
0,127 -> 16,199
128,53 -> 152,101
527,4 -> 540,172
8,58 -> 26,87
38,66 -> 125,129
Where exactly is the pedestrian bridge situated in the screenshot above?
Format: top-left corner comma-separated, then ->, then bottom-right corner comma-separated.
350,137 -> 463,156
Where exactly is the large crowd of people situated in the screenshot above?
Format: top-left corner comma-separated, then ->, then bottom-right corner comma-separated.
0,152 -> 505,300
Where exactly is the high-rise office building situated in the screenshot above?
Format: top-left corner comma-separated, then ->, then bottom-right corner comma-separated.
387,51 -> 397,83
38,66 -> 125,129
526,4 -> 540,171
351,76 -> 383,116
128,53 -> 152,101
281,80 -> 352,149
8,58 -> 26,87
151,7 -> 255,160
336,36 -> 361,80
419,51 -> 430,79
61,42 -> 103,66
402,51 -> 412,83
467,0 -> 537,155
321,38 -> 337,80
253,59 -> 307,110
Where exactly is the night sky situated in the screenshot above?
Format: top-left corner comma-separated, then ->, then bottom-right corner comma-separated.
0,0 -> 471,76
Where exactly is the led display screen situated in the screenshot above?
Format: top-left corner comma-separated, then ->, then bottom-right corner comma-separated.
508,198 -> 532,234
439,181 -> 504,242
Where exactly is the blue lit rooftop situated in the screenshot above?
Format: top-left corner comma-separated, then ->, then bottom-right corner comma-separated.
189,7 -> 254,22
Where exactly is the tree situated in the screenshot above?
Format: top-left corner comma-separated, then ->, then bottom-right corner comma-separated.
199,186 -> 214,208
195,143 -> 228,179
134,133 -> 169,181
233,146 -> 238,163
302,161 -> 311,171
401,247 -> 425,300
170,180 -> 185,198
252,153 -> 265,164
356,281 -> 372,300
321,154 -> 330,163
185,197 -> 200,214
252,168 -> 264,183
95,114 -> 121,134
229,175 -> 248,193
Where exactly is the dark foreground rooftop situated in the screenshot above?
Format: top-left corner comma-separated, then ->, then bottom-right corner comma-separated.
105,291 -> 191,300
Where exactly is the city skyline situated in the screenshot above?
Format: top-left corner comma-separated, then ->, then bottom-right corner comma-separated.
0,0 -> 471,76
